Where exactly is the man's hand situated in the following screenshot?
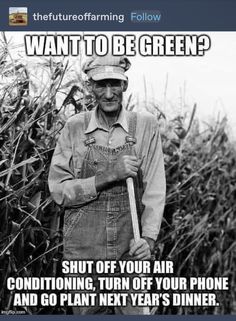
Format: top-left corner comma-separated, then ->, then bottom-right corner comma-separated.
129,238 -> 152,260
95,155 -> 140,192
113,155 -> 140,181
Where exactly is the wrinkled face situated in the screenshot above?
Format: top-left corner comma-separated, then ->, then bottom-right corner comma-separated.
91,78 -> 125,114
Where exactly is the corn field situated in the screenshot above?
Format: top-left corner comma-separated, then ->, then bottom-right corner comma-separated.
0,33 -> 235,315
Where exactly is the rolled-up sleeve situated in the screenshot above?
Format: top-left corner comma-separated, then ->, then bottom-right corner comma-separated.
141,120 -> 166,241
48,121 -> 98,208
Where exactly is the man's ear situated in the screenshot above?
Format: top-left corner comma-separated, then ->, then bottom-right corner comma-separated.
85,79 -> 94,93
122,80 -> 128,92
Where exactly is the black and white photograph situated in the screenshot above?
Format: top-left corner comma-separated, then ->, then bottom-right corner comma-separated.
0,31 -> 235,315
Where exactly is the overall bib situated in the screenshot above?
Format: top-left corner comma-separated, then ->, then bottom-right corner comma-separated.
64,112 -> 143,261
63,112 -> 146,314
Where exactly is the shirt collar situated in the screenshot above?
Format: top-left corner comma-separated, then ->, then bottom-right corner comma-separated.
85,105 -> 129,134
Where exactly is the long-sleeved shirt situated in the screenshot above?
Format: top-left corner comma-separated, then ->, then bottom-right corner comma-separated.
48,106 -> 166,240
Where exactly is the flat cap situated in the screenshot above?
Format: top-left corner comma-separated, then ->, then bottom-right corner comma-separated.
82,54 -> 131,81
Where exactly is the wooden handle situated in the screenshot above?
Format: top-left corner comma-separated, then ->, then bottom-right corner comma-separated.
126,177 -> 140,242
126,177 -> 150,315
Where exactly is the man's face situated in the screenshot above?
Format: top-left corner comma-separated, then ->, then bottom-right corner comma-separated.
91,78 -> 125,114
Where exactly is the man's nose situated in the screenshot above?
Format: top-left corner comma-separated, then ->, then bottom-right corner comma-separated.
104,85 -> 114,99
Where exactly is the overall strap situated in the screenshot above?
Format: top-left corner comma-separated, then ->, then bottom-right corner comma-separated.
126,112 -> 137,145
83,111 -> 96,146
84,111 -> 91,130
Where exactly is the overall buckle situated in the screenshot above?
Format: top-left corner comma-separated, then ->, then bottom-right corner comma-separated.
125,136 -> 136,145
84,137 -> 96,146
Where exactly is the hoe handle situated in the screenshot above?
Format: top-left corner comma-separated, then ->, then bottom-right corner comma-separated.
126,177 -> 140,242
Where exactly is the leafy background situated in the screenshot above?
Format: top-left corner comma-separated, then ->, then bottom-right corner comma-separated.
0,33 -> 235,314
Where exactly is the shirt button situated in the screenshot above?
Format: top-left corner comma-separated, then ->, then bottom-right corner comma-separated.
108,140 -> 111,145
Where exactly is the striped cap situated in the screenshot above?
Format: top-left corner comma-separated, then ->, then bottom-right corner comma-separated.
83,54 -> 131,81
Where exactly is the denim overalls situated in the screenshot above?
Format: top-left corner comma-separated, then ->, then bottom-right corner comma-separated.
64,111 -> 143,262
63,111 -> 148,314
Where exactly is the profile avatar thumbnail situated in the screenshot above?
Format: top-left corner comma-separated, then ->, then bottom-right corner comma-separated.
9,7 -> 28,26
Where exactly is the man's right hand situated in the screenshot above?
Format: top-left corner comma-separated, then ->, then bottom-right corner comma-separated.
95,155 -> 140,192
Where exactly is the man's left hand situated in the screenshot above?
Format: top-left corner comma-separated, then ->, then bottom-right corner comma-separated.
129,238 -> 153,260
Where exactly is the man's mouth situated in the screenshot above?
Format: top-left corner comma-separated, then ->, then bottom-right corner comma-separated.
102,100 -> 118,104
